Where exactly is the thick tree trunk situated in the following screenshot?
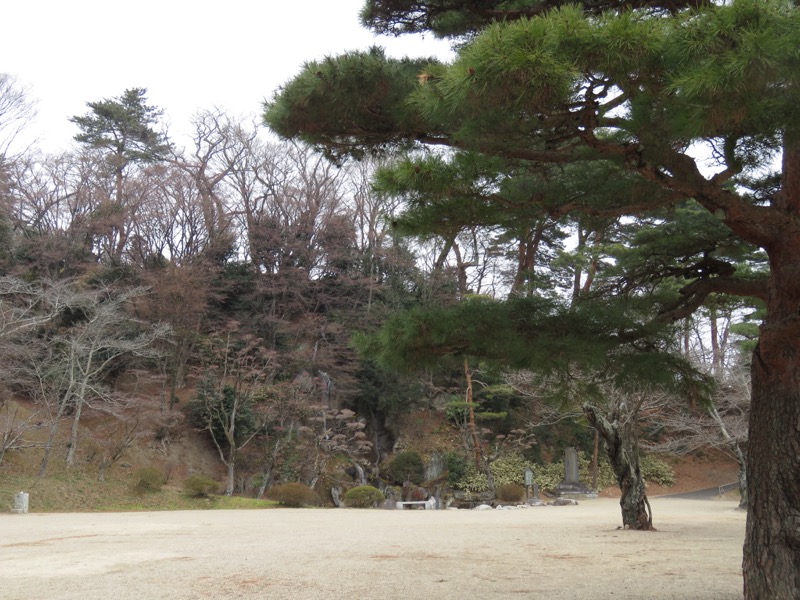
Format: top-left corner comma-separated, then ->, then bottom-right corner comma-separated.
742,133 -> 800,599
584,403 -> 654,531
743,313 -> 800,598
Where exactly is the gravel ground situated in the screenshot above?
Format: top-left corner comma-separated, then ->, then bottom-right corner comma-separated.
0,497 -> 745,600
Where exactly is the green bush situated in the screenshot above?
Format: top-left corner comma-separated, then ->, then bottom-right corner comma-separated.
388,450 -> 425,485
578,454 -> 616,490
531,452 -> 617,493
456,466 -> 489,492
445,401 -> 507,425
343,485 -> 385,508
445,401 -> 470,425
133,467 -> 164,494
490,454 -> 532,487
183,474 -> 219,497
641,455 -> 676,487
496,483 -> 526,502
444,451 -> 468,487
530,452 -> 670,493
267,482 -> 319,507
532,461 -> 565,492
454,454 -> 534,492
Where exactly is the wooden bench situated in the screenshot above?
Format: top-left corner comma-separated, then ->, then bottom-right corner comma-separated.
395,501 -> 429,510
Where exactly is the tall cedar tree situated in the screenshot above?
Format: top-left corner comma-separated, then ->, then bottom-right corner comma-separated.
265,1 -> 800,597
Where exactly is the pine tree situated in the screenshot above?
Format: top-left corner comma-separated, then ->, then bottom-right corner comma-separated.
71,88 -> 170,199
71,88 -> 171,262
266,2 -> 800,596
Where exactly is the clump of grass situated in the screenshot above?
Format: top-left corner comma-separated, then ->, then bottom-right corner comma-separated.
267,482 -> 319,507
183,475 -> 219,498
132,467 -> 164,494
496,483 -> 526,503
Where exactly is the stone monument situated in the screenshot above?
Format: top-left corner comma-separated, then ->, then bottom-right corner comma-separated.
554,447 -> 597,499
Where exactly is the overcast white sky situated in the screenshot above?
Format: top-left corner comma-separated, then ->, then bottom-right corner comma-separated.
1,0 -> 453,153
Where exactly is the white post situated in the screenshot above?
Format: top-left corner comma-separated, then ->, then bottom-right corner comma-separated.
12,491 -> 29,514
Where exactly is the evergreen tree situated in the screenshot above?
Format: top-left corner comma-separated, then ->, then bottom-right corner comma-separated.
372,151 -> 573,296
360,0 -> 708,38
71,88 -> 171,199
71,88 -> 171,262
266,1 -> 800,596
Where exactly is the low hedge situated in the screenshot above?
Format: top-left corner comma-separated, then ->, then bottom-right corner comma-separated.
343,485 -> 384,508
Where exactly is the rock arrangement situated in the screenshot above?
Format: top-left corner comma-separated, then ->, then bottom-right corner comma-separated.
465,498 -> 578,510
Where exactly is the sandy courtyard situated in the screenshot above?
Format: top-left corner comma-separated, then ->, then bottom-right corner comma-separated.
1,497 -> 745,600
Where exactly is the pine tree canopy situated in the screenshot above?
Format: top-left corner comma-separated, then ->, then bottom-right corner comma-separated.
268,2 -> 800,595
71,87 -> 171,166
359,0 -> 710,38
268,1 -> 799,171
358,294 -> 710,398
265,0 -> 791,316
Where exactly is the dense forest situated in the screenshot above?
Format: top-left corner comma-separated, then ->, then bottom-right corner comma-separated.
3,0 -> 799,595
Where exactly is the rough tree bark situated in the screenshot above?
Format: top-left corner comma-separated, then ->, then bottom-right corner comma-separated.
740,133 -> 800,599
745,313 -> 800,598
583,403 -> 654,531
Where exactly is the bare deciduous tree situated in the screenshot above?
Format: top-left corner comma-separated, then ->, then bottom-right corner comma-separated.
0,393 -> 44,466
190,323 -> 277,496
252,380 -> 317,499
18,286 -> 171,476
0,73 -> 36,157
643,368 -> 749,508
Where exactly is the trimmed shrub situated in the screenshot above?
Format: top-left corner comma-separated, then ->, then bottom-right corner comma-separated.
388,450 -> 425,485
267,482 -> 319,507
133,467 -> 164,494
343,485 -> 385,508
496,483 -> 526,502
183,475 -> 219,498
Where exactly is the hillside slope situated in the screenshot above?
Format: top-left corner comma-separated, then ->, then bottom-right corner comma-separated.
1,399 -> 740,512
